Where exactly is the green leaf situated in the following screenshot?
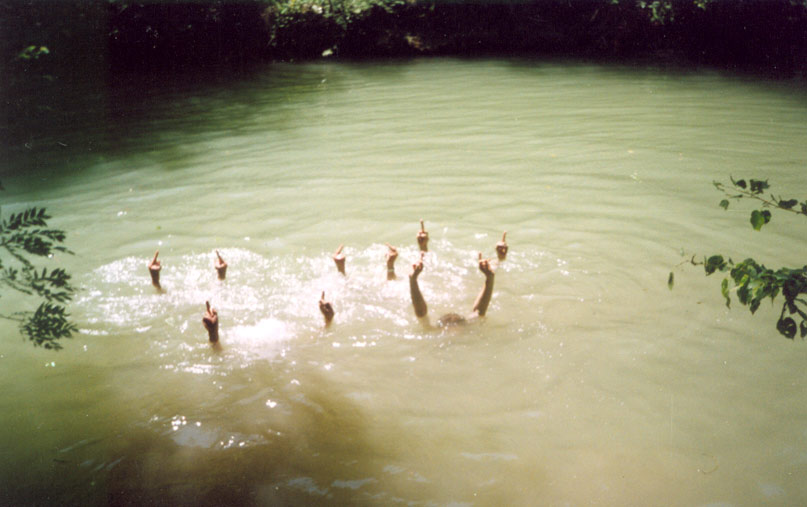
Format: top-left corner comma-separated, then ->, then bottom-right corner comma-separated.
667,272 -> 674,290
777,316 -> 797,339
779,199 -> 798,210
719,199 -> 730,210
17,45 -> 50,60
721,278 -> 730,307
17,45 -> 36,60
750,210 -> 770,230
782,278 -> 801,300
734,178 -> 747,189
704,255 -> 725,275
737,277 -> 751,305
749,179 -> 769,194
787,300 -> 799,315
801,320 -> 807,339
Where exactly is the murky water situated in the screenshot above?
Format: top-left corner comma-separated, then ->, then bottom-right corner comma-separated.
2,59 -> 807,505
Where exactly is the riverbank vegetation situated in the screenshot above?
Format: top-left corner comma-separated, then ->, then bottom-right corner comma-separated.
100,0 -> 807,69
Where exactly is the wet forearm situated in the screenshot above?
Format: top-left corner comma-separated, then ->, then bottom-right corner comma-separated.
472,274 -> 494,317
409,275 -> 428,318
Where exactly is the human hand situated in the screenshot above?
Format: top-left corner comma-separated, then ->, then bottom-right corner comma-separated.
215,250 -> 228,280
148,250 -> 161,273
148,250 -> 161,287
333,244 -> 346,275
319,291 -> 334,325
496,231 -> 508,261
202,301 -> 219,342
385,243 -> 398,280
478,252 -> 494,278
417,219 -> 429,252
410,252 -> 425,278
385,243 -> 398,267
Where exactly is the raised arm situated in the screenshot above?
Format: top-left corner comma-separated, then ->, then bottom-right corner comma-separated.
148,250 -> 162,289
214,250 -> 228,280
409,252 -> 428,318
416,219 -> 429,252
385,243 -> 398,280
496,231 -> 508,261
332,244 -> 346,275
202,300 -> 219,343
472,253 -> 495,317
319,291 -> 334,327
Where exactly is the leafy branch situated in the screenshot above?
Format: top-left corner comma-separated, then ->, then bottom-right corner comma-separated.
19,303 -> 78,350
670,178 -> 807,339
0,189 -> 77,350
714,177 -> 807,230
16,45 -> 49,61
701,255 -> 807,339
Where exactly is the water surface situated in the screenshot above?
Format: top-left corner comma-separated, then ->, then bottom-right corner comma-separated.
2,59 -> 807,505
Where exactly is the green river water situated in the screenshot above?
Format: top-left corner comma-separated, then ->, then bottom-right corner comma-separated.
2,58 -> 807,505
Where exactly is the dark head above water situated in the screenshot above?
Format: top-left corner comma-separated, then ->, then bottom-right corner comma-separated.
437,313 -> 468,328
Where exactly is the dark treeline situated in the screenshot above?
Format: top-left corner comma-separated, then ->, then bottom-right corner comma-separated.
5,0 -> 805,68
2,0 -> 807,147
3,0 -> 806,71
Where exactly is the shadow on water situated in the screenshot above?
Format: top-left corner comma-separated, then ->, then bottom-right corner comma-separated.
102,374 -> 383,506
3,369 -> 396,506
1,59 -> 418,187
3,64 -> 285,180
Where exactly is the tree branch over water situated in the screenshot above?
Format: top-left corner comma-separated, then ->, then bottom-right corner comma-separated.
671,178 -> 807,340
0,187 -> 77,350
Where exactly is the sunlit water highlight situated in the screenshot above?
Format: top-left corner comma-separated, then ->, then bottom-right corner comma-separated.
2,59 -> 807,505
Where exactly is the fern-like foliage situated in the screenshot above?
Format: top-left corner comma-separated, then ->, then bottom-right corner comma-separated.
0,189 -> 77,350
1,207 -> 50,231
20,302 -> 78,350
